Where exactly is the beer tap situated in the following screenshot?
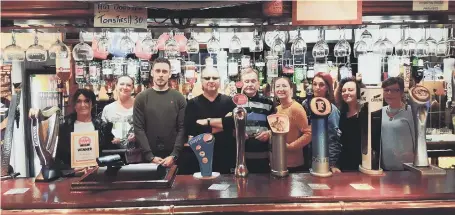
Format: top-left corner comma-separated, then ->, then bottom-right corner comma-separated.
1,61 -> 23,180
267,114 -> 290,177
30,107 -> 62,182
55,57 -> 72,119
358,86 -> 384,175
233,93 -> 248,177
403,62 -> 446,175
309,97 -> 333,177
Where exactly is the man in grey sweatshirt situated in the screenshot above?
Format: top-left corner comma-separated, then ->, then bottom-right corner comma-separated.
133,57 -> 187,167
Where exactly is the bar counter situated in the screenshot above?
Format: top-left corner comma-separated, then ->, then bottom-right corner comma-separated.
2,170 -> 455,214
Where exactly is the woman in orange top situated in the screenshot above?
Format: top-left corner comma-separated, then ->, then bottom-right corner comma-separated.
274,77 -> 312,172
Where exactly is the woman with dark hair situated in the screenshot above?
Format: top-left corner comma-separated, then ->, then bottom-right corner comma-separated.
336,77 -> 365,171
275,77 -> 312,172
381,77 -> 415,170
301,72 -> 341,173
56,89 -> 104,168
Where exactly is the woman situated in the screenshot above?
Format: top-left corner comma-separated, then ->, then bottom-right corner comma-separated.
30,89 -> 104,169
336,77 -> 364,171
302,72 -> 342,173
275,77 -> 312,172
101,76 -> 135,150
381,77 -> 415,171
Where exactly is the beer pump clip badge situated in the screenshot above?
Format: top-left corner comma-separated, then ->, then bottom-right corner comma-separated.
410,85 -> 431,104
188,133 -> 219,179
233,93 -> 248,106
310,97 -> 332,117
267,114 -> 290,134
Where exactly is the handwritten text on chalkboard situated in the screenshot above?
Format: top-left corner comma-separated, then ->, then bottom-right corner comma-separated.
94,3 -> 147,28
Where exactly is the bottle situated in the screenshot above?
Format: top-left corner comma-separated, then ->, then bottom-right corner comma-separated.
255,55 -> 266,84
140,60 -> 151,88
75,61 -> 87,88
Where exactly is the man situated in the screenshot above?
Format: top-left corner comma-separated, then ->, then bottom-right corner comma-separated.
228,68 -> 274,173
182,67 -> 236,174
134,57 -> 187,167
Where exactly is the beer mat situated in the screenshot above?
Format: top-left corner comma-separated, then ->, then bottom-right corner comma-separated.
208,184 -> 230,191
308,183 -> 330,190
350,183 -> 374,190
3,188 -> 29,195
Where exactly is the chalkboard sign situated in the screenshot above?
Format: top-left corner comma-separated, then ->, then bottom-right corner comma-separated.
94,3 -> 147,29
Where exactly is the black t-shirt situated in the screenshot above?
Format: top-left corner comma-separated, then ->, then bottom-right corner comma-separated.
339,112 -> 362,171
184,94 -> 237,174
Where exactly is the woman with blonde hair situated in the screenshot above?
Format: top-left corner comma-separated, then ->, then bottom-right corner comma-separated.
101,75 -> 136,149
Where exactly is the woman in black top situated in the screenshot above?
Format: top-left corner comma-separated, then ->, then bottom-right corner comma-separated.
336,77 -> 365,171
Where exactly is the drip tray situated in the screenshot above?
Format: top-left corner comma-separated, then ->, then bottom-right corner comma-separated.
71,163 -> 178,191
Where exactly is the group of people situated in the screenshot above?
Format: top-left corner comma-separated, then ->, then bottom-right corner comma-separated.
30,57 -> 416,174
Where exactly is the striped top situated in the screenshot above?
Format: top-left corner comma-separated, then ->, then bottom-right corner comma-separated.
237,94 -> 275,157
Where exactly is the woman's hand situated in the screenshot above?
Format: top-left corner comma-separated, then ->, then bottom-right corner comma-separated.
127,133 -> 135,142
111,138 -> 121,144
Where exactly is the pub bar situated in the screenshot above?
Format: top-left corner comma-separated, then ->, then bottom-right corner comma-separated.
1,0 -> 455,214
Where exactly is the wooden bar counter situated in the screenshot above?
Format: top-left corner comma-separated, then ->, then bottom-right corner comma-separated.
2,170 -> 455,214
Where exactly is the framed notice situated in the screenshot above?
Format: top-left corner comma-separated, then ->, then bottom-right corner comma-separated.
292,0 -> 362,26
71,131 -> 99,168
413,0 -> 448,11
94,3 -> 147,29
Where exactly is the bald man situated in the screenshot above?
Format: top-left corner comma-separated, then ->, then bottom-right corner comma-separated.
180,67 -> 237,174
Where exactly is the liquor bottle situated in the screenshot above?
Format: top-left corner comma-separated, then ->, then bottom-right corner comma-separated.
88,61 -> 100,85
411,56 -> 424,85
266,54 -> 279,84
140,60 -> 151,88
169,58 -> 182,91
282,58 -> 294,81
228,57 -> 239,82
102,60 -> 115,100
255,55 -> 266,84
75,61 -> 87,88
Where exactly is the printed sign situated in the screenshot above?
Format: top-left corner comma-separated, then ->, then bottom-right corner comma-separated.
293,0 -> 362,25
350,183 -> 374,190
3,188 -> 30,195
94,3 -> 147,29
413,0 -> 448,11
71,131 -> 99,168
308,183 -> 330,190
208,184 -> 230,191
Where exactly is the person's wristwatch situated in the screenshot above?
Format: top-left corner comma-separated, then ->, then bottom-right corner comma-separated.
207,118 -> 211,127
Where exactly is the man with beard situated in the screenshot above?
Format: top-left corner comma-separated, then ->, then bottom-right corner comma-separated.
134,57 -> 187,167
181,67 -> 237,174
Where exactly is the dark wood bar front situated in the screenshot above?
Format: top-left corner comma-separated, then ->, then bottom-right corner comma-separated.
2,170 -> 455,214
